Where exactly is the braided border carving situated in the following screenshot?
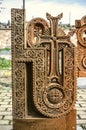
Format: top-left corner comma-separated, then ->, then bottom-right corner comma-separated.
11,9 -> 25,118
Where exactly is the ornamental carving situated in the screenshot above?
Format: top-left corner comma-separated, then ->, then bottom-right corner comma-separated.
12,9 -> 76,119
82,56 -> 86,69
75,15 -> 86,76
77,26 -> 86,47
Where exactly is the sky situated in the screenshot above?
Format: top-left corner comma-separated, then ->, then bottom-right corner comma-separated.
0,0 -> 86,25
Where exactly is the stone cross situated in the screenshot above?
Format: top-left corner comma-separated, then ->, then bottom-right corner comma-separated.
40,13 -> 66,82
12,9 -> 76,129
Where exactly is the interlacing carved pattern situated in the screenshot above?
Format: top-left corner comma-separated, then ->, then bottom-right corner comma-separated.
13,9 -> 24,45
77,47 -> 86,71
64,48 -> 74,89
19,48 -> 45,112
11,9 -> 25,118
58,43 -> 69,50
11,9 -> 25,58
12,10 -> 76,118
33,45 -> 75,118
77,26 -> 86,47
23,44 -> 75,117
13,62 -> 25,118
76,16 -> 86,76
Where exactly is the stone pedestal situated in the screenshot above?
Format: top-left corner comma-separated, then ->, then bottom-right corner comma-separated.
13,109 -> 76,130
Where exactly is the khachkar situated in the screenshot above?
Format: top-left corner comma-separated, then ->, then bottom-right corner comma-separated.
75,16 -> 86,77
11,9 -> 76,130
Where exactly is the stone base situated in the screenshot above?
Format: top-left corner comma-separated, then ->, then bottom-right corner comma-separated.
13,109 -> 76,130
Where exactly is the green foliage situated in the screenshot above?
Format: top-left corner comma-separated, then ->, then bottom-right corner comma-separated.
0,48 -> 11,52
0,57 -> 11,70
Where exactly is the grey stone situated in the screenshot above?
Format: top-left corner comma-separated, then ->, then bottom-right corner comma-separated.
0,108 -> 6,111
0,102 -> 9,105
4,115 -> 13,120
82,125 -> 86,129
7,108 -> 12,111
0,125 -> 12,130
0,105 -> 12,108
0,112 -> 12,116
81,104 -> 86,107
79,114 -> 86,119
77,120 -> 86,125
0,116 -> 3,120
77,111 -> 86,115
77,126 -> 83,130
0,120 -> 9,125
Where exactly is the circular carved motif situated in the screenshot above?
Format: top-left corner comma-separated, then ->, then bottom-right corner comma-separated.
82,56 -> 86,68
43,83 -> 65,109
47,88 -> 63,104
78,26 -> 86,47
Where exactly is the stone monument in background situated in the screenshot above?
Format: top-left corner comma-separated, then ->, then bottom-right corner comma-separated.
11,9 -> 76,130
75,15 -> 86,77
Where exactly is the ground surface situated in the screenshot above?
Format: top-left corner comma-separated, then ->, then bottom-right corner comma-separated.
0,70 -> 86,130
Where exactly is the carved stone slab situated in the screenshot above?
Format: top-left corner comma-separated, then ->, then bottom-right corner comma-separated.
75,15 -> 86,77
11,9 -> 76,120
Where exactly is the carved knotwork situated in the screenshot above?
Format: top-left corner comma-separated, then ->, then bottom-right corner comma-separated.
12,9 -> 76,119
26,13 -> 76,118
11,9 -> 25,118
77,26 -> 86,47
76,15 -> 86,76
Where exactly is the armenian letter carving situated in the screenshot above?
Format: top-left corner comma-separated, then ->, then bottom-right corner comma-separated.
12,9 -> 76,130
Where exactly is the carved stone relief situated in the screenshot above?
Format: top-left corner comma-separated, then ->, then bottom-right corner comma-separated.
75,15 -> 86,76
11,9 -> 25,118
26,18 -> 49,48
12,9 -> 76,119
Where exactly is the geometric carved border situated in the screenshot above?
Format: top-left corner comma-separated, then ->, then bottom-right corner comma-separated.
11,9 -> 25,118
